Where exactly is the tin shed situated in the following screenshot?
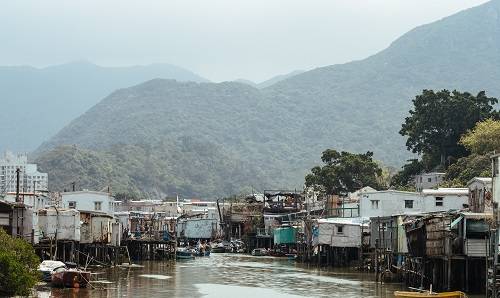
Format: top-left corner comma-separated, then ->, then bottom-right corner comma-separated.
38,208 -> 80,241
0,201 -> 33,243
273,226 -> 297,244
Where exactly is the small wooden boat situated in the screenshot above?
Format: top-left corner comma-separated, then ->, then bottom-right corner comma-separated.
176,247 -> 195,259
51,269 -> 91,288
394,291 -> 467,297
211,242 -> 226,253
251,248 -> 268,256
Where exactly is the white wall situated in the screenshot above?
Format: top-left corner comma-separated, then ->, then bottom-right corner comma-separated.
360,189 -> 468,218
318,222 -> 362,248
360,191 -> 421,218
415,172 -> 444,192
178,218 -> 217,239
38,208 -> 80,241
62,191 -> 116,216
421,191 -> 468,212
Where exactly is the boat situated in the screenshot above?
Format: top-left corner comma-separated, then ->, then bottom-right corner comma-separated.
51,269 -> 91,288
251,248 -> 268,256
394,290 -> 468,297
211,242 -> 226,253
38,260 -> 67,282
176,247 -> 195,259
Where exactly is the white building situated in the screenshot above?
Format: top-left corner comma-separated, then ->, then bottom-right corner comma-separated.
359,188 -> 468,218
414,172 -> 445,192
61,191 -> 118,216
0,151 -> 48,195
316,217 -> 369,248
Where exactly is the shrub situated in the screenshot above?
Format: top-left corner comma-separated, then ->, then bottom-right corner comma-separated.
0,228 -> 40,296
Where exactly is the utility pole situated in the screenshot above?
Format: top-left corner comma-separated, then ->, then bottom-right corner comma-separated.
15,168 -> 20,202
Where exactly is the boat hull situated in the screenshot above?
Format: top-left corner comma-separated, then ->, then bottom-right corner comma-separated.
51,271 -> 91,288
176,251 -> 195,259
211,247 -> 225,253
394,291 -> 467,298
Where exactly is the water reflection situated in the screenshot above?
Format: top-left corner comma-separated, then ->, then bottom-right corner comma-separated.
38,254 -> 408,297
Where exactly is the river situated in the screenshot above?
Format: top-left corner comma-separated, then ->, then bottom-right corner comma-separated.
36,254 -> 422,298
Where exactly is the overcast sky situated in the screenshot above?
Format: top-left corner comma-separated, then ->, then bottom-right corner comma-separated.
1,0 -> 490,82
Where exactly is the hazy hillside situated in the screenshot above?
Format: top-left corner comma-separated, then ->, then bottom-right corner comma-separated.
233,70 -> 304,89
0,61 -> 207,153
36,139 -> 274,198
257,70 -> 304,88
37,0 -> 500,198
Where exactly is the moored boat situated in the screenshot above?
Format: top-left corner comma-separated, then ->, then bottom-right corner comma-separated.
176,247 -> 195,259
251,248 -> 268,256
210,241 -> 226,253
51,269 -> 91,288
38,260 -> 67,282
394,291 -> 467,297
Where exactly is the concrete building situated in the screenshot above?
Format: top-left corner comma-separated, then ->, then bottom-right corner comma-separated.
118,199 -> 163,213
414,172 -> 445,192
0,151 -> 48,195
61,191 -> 118,216
359,188 -> 468,218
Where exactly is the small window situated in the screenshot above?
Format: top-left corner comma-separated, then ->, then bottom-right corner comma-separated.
427,178 -> 432,183
68,201 -> 76,209
371,200 -> 380,209
405,200 -> 414,209
337,225 -> 344,234
94,201 -> 102,211
435,197 -> 443,207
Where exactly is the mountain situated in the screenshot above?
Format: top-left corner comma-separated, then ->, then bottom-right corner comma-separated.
0,61 -> 208,153
233,70 -> 305,89
257,70 -> 304,88
234,79 -> 258,87
37,0 -> 500,198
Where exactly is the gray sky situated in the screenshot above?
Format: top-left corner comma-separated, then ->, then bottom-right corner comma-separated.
1,0 -> 490,82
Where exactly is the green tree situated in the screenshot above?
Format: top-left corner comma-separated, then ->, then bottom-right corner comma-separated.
440,119 -> 500,187
460,118 -> 500,155
0,229 -> 40,296
390,159 -> 424,190
443,154 -> 490,187
305,149 -> 382,196
400,90 -> 498,168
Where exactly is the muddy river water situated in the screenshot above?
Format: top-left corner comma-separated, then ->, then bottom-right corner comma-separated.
36,254 -> 458,298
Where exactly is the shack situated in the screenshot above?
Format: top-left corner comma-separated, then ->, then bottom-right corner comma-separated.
0,200 -> 33,243
315,217 -> 369,267
273,225 -> 297,255
177,218 -> 218,239
37,208 -> 80,241
403,211 -> 489,293
80,211 -> 113,244
370,215 -> 412,254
